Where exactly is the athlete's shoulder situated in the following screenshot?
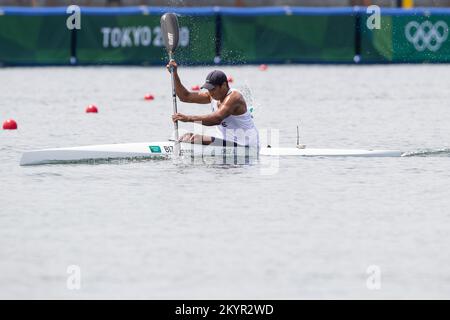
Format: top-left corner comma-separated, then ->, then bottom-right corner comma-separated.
230,88 -> 242,96
232,90 -> 247,107
228,89 -> 245,101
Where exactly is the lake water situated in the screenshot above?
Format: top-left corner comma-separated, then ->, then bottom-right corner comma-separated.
1,64 -> 450,299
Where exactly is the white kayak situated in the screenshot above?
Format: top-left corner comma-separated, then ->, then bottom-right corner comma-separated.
19,141 -> 402,166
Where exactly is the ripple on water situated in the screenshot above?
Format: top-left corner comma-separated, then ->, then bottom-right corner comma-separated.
2,65 -> 450,299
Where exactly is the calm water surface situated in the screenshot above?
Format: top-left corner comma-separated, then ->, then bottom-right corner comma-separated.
1,65 -> 450,298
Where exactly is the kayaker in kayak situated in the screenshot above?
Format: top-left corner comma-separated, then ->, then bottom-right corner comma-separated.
167,59 -> 259,147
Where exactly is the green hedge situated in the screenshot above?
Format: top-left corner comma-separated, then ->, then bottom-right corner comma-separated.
1,7 -> 450,65
0,15 -> 71,64
76,15 -> 216,65
361,14 -> 450,62
221,15 -> 355,63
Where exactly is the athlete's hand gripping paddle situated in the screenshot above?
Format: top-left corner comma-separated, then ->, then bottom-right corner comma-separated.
161,13 -> 180,156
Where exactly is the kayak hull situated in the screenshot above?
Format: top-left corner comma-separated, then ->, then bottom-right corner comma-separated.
20,141 -> 403,166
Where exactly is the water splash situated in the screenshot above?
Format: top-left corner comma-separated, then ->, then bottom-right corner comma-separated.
237,83 -> 259,117
402,148 -> 450,157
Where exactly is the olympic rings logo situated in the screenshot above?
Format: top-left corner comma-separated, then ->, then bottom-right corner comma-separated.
405,20 -> 449,52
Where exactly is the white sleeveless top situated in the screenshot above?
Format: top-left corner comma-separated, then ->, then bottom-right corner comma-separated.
210,88 -> 259,147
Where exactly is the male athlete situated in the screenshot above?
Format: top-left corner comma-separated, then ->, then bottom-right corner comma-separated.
167,60 -> 259,148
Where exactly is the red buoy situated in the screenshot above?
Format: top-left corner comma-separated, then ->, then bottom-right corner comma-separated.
86,104 -> 98,113
2,119 -> 18,130
259,64 -> 268,71
144,94 -> 155,101
227,76 -> 234,83
191,85 -> 200,91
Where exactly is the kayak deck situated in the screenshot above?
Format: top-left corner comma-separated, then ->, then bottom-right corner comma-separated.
20,141 -> 403,166
260,147 -> 402,157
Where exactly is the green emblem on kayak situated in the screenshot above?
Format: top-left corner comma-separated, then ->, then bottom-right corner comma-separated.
149,146 -> 161,153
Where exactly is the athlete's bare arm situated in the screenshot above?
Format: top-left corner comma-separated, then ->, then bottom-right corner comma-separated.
172,93 -> 241,126
166,60 -> 211,104
227,91 -> 247,116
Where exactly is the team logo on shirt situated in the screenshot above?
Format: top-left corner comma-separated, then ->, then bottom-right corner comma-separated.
221,121 -> 227,127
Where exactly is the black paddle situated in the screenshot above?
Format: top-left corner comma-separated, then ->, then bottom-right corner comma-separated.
161,13 -> 181,156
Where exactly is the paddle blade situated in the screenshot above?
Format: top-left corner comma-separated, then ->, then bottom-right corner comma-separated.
160,13 -> 179,54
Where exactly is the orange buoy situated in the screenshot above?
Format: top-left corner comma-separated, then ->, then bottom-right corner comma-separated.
144,94 -> 155,100
86,104 -> 98,113
259,64 -> 268,71
3,119 -> 18,130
